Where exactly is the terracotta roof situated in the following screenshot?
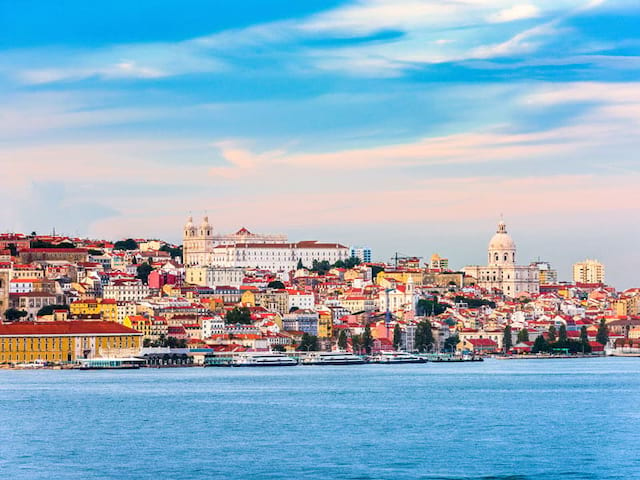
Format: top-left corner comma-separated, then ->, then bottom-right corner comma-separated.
0,321 -> 141,336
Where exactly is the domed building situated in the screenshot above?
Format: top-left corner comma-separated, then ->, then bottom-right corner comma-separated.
464,220 -> 539,297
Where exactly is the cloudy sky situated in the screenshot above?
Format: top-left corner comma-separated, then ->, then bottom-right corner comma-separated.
1,0 -> 639,287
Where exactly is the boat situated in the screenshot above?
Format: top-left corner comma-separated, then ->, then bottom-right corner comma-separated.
302,351 -> 366,365
369,351 -> 427,364
77,358 -> 145,370
231,352 -> 299,367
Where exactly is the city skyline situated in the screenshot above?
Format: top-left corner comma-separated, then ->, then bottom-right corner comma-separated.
1,0 -> 639,288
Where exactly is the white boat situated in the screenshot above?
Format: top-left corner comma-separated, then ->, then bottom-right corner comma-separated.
369,351 -> 427,364
302,351 -> 366,365
232,352 -> 299,367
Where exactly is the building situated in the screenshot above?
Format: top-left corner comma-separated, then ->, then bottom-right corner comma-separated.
103,279 -> 150,302
183,217 -> 349,270
531,261 -> 558,285
463,220 -> 539,298
19,248 -> 88,264
573,259 -> 605,284
282,310 -> 319,336
0,271 -> 9,316
0,321 -> 142,364
69,298 -> 118,323
429,253 -> 449,271
350,246 -> 372,263
185,266 -> 244,288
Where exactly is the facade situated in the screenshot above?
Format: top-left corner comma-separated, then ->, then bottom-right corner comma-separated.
350,246 -> 372,263
69,298 -> 118,323
183,217 -> 349,270
282,310 -> 319,336
573,259 -> 605,284
103,280 -> 150,302
0,321 -> 142,364
531,261 -> 558,285
429,253 -> 449,271
0,271 -> 9,316
463,220 -> 539,298
19,248 -> 88,264
185,266 -> 245,288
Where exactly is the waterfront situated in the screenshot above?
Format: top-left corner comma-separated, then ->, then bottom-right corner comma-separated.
1,358 -> 640,480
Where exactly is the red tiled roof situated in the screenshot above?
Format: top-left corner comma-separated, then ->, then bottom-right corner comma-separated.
0,321 -> 141,336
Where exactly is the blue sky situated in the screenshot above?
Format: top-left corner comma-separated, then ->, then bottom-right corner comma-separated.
1,0 -> 639,288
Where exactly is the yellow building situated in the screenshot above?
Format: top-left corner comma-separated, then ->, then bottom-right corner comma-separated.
377,270 -> 423,287
70,298 -> 118,323
124,315 -> 168,341
0,321 -> 142,364
318,308 -> 333,339
572,259 -> 605,284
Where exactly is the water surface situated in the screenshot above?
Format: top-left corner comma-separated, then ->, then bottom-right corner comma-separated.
1,358 -> 639,479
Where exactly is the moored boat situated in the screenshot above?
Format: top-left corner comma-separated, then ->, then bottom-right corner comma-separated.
77,358 -> 145,370
302,351 -> 366,365
232,352 -> 299,367
369,351 -> 427,364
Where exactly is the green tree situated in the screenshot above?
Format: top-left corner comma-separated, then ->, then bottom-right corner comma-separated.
532,335 -> 548,353
351,334 -> 362,354
503,325 -> 513,352
136,262 -> 153,284
453,296 -> 496,309
271,344 -> 286,352
36,304 -> 69,317
370,265 -> 384,282
414,320 -> 434,352
344,257 -> 361,269
311,260 -> 332,275
416,299 -> 446,316
298,333 -> 318,351
580,325 -> 589,344
337,330 -> 348,350
558,324 -> 568,342
443,334 -> 459,353
113,238 -> 138,251
362,325 -> 374,354
296,259 -> 304,270
517,328 -> 530,343
267,280 -> 285,289
225,306 -> 253,325
548,325 -> 557,342
159,244 -> 183,259
7,243 -> 18,257
4,308 -> 28,321
393,324 -> 403,351
596,319 -> 609,346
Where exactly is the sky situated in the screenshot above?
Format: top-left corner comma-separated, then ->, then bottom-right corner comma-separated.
1,0 -> 639,288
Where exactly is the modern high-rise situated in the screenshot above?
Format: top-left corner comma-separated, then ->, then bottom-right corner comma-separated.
530,261 -> 558,285
572,259 -> 605,284
350,246 -> 372,263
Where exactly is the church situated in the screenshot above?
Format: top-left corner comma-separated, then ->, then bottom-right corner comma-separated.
464,220 -> 539,298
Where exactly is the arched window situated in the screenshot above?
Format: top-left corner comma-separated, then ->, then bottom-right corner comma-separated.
494,253 -> 499,262
504,254 -> 508,262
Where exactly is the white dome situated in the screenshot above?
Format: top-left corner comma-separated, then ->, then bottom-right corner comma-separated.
184,216 -> 194,229
488,220 -> 516,251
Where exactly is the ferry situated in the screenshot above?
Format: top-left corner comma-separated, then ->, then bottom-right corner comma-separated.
302,351 -> 366,365
77,358 -> 145,370
369,351 -> 427,364
231,352 -> 299,367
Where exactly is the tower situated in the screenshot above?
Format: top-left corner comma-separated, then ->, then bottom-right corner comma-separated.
183,216 -> 214,266
487,220 -> 516,267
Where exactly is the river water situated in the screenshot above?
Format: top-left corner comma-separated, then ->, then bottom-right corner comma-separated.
1,357 -> 639,479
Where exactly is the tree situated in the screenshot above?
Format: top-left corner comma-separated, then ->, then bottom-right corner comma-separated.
443,334 -> 459,353
225,307 -> 253,325
362,325 -> 374,354
580,325 -> 589,344
517,328 -> 530,343
267,280 -> 285,290
351,334 -> 362,354
4,308 -> 28,321
337,330 -> 348,350
503,325 -> 513,352
7,243 -> 18,257
370,265 -> 384,283
548,325 -> 557,342
36,304 -> 69,317
416,299 -> 446,316
532,335 -> 548,353
271,344 -> 286,352
596,319 -> 609,346
113,238 -> 138,251
310,260 -> 332,275
298,333 -> 318,351
344,257 -> 361,269
160,244 -> 183,259
414,320 -> 434,352
296,259 -> 304,270
454,296 -> 496,309
136,262 -> 153,284
393,324 -> 402,351
558,324 -> 568,343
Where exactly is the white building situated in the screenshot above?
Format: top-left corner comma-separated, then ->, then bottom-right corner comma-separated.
185,266 -> 245,288
287,290 -> 315,311
103,280 -> 150,302
463,220 -> 539,298
378,278 -> 418,315
183,217 -> 349,270
202,316 -> 226,339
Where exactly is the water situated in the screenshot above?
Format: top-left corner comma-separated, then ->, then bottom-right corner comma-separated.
1,358 -> 640,480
